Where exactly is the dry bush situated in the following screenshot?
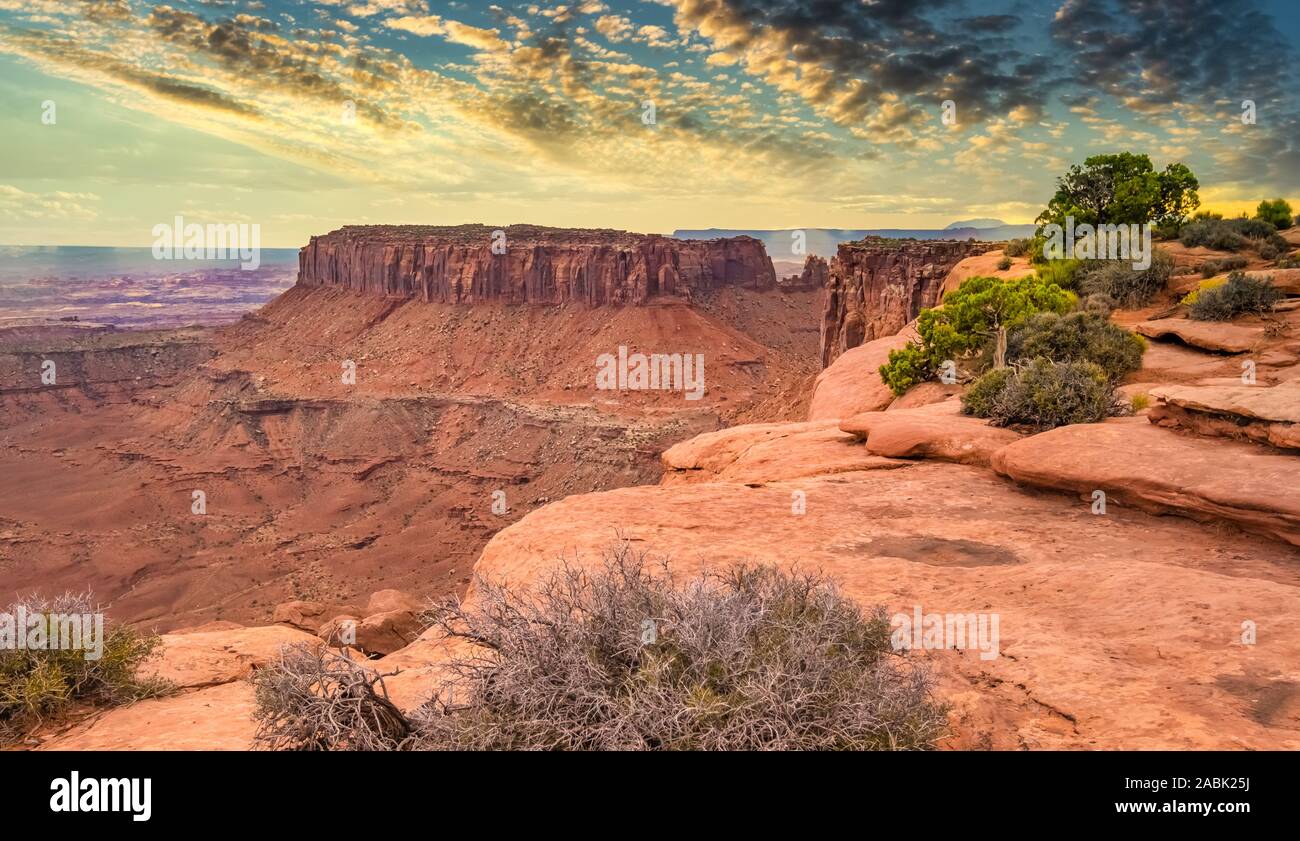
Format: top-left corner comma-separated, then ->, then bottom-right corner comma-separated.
0,592 -> 168,745
251,644 -> 412,751
410,545 -> 947,751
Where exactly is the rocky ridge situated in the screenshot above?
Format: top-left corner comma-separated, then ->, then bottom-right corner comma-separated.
298,224 -> 777,306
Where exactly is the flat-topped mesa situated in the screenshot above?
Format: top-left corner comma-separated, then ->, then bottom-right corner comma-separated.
819,237 -> 993,367
297,224 -> 777,306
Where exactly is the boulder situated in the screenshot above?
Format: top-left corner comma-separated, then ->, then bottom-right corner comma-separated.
141,625 -> 321,689
888,381 -> 962,410
840,402 -> 1021,466
365,589 -> 423,616
273,599 -> 361,633
39,682 -> 257,751
808,329 -> 915,420
1149,383 -> 1300,449
1134,318 -> 1265,353
472,462 -> 1300,749
318,611 -> 423,656
991,418 -> 1300,545
661,420 -> 906,484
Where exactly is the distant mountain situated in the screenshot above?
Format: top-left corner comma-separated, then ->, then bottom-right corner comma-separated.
944,218 -> 1008,230
674,223 -> 1037,260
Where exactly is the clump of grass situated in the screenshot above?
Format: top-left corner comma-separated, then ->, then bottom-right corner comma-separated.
0,593 -> 169,745
1131,392 -> 1151,412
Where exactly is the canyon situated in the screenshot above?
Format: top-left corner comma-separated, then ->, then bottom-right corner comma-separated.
0,226 -> 818,633
5,228 -> 1299,751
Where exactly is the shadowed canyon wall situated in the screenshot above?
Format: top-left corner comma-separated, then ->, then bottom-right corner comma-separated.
819,238 -> 993,367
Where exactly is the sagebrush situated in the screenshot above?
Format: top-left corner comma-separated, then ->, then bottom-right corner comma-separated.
251,547 -> 950,751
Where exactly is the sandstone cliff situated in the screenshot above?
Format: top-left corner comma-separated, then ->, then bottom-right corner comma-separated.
819,238 -> 992,367
298,224 -> 777,306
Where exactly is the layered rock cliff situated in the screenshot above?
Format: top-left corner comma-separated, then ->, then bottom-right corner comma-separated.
298,224 -> 777,306
819,238 -> 992,367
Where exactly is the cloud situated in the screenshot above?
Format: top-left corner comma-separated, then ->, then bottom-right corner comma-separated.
0,184 -> 100,221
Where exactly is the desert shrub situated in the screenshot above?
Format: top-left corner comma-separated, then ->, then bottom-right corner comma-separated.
411,546 -> 948,751
1180,277 -> 1226,307
960,366 -> 1013,418
1003,238 -> 1032,257
1179,218 -> 1250,251
1083,292 -> 1117,316
878,342 -> 932,396
1152,218 -> 1182,240
997,256 -> 1012,271
1234,217 -> 1278,240
1259,242 -> 1280,261
1077,247 -> 1173,307
962,358 -> 1122,430
1200,255 -> 1249,278
251,644 -> 413,751
879,275 -> 1075,395
1187,271 -> 1281,321
1034,257 -> 1086,291
0,593 -> 168,745
1277,253 -> 1300,269
1256,198 -> 1294,229
1006,311 -> 1146,382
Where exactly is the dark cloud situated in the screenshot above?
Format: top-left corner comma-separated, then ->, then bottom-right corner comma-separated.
672,0 -> 1064,126
1051,0 -> 1292,107
145,6 -> 410,131
2,26 -> 261,118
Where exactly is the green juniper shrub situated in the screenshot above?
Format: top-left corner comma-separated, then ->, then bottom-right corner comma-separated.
1006,311 -> 1146,382
1187,271 -> 1281,321
879,275 -> 1075,395
962,358 -> 1123,430
1077,248 -> 1173,308
1255,198 -> 1294,230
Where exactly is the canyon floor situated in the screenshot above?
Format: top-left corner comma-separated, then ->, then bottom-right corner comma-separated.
0,284 -> 821,631
7,243 -> 1300,751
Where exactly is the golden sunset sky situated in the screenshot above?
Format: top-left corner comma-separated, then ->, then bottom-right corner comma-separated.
1,0 -> 1297,246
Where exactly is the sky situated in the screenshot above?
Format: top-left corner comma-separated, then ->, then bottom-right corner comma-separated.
1,0 -> 1298,247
